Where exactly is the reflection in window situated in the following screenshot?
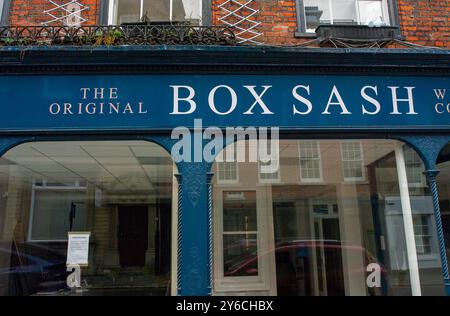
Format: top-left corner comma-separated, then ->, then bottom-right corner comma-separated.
299,141 -> 322,182
0,141 -> 174,296
217,162 -> 238,184
259,159 -> 280,183
341,141 -> 365,181
213,139 -> 445,296
404,146 -> 426,187
413,215 -> 432,255
222,191 -> 258,277
30,184 -> 87,241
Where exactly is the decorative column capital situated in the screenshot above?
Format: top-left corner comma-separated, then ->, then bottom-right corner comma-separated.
423,170 -> 440,179
206,172 -> 214,184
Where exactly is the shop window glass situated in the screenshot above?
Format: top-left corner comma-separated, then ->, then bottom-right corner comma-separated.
213,139 -> 445,296
299,0 -> 391,33
0,141 -> 175,296
111,0 -> 203,25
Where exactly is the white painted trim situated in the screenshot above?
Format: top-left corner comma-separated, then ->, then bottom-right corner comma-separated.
198,0 -> 203,25
394,144 -> 422,296
107,0 -> 115,25
139,0 -> 144,20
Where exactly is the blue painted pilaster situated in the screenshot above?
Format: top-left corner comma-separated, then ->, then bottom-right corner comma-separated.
396,135 -> 450,295
175,161 -> 212,296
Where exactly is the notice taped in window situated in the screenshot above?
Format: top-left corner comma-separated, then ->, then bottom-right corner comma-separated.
67,232 -> 90,266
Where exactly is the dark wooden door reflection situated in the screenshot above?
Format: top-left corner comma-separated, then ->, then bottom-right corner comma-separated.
118,205 -> 148,267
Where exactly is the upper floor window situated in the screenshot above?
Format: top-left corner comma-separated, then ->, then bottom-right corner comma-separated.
258,159 -> 280,184
107,0 -> 204,25
341,141 -> 365,182
296,0 -> 395,34
298,140 -> 323,183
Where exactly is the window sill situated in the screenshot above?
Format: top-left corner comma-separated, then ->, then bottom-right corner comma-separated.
315,25 -> 402,41
294,32 -> 318,39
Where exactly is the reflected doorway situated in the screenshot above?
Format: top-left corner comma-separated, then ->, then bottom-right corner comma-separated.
118,205 -> 148,267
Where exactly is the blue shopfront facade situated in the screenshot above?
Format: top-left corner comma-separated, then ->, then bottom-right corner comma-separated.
0,45 -> 449,296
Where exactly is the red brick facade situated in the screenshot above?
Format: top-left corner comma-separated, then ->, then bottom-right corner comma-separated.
9,0 -> 100,26
7,0 -> 450,48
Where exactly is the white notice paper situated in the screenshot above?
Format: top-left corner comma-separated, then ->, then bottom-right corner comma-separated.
67,232 -> 90,266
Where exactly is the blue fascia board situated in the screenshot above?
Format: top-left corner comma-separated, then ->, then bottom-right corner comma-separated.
0,45 -> 448,70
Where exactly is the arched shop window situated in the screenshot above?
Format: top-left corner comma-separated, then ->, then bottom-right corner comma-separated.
212,139 -> 445,296
0,141 -> 176,296
437,143 -> 450,276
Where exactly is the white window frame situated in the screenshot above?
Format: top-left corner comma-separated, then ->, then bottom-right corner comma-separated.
298,140 -> 323,183
214,190 -> 263,290
340,141 -> 366,182
213,188 -> 277,295
107,0 -> 203,25
258,159 -> 281,184
413,214 -> 433,256
298,0 -> 391,34
216,161 -> 239,185
27,180 -> 87,243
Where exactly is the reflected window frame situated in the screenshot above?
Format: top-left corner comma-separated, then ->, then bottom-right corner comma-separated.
298,140 -> 324,183
258,159 -> 281,184
340,140 -> 366,182
28,179 -> 88,243
214,190 -> 266,289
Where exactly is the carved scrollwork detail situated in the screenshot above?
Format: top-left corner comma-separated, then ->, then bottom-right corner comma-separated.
397,135 -> 450,169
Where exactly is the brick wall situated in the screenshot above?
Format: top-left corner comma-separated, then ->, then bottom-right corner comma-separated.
7,0 -> 449,48
9,0 -> 99,26
397,0 -> 449,48
213,0 -> 449,47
